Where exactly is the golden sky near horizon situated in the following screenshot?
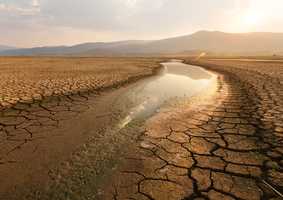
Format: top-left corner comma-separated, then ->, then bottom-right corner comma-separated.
0,0 -> 283,47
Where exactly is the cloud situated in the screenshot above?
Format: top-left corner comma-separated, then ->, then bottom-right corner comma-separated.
38,0 -> 233,33
31,0 -> 40,7
0,0 -> 283,47
0,0 -> 40,16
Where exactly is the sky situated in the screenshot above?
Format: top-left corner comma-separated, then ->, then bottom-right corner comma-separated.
0,0 -> 283,47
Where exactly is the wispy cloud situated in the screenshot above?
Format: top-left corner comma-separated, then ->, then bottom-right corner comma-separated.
0,0 -> 40,16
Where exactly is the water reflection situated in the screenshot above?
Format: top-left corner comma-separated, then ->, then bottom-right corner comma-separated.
118,61 -> 216,128
163,62 -> 212,80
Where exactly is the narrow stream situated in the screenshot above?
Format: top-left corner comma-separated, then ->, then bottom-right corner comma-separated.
10,60 -> 218,198
118,60 -> 217,128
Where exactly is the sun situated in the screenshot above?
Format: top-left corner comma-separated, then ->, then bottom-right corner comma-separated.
243,12 -> 261,26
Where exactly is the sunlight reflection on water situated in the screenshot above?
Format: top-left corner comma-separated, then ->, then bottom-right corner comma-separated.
118,61 -> 216,129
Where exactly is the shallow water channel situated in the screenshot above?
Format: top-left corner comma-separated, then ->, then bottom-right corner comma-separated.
1,60 -> 218,199
118,60 -> 217,128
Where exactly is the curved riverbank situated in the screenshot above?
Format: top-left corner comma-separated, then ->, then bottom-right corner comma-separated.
183,59 -> 283,199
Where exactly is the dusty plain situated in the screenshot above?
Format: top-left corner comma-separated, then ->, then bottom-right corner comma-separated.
0,57 -> 282,200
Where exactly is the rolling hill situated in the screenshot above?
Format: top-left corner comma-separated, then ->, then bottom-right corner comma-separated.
1,31 -> 283,56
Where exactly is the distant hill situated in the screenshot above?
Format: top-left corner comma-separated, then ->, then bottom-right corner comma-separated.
0,40 -> 151,56
0,45 -> 16,52
1,31 -> 283,56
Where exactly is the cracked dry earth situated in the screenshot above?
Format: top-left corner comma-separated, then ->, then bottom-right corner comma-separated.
0,57 -> 283,200
0,57 -> 162,109
102,60 -> 283,200
0,57 -> 163,198
0,56 -> 161,168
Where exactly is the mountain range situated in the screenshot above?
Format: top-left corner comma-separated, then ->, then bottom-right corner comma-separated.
1,31 -> 283,56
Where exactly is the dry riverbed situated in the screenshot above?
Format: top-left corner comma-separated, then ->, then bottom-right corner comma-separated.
0,57 -> 282,200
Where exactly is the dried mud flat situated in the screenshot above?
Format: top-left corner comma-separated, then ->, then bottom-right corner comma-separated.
0,57 -> 283,200
100,59 -> 283,200
0,57 -> 165,109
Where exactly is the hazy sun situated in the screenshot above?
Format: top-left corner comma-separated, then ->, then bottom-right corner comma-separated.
243,12 -> 261,26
